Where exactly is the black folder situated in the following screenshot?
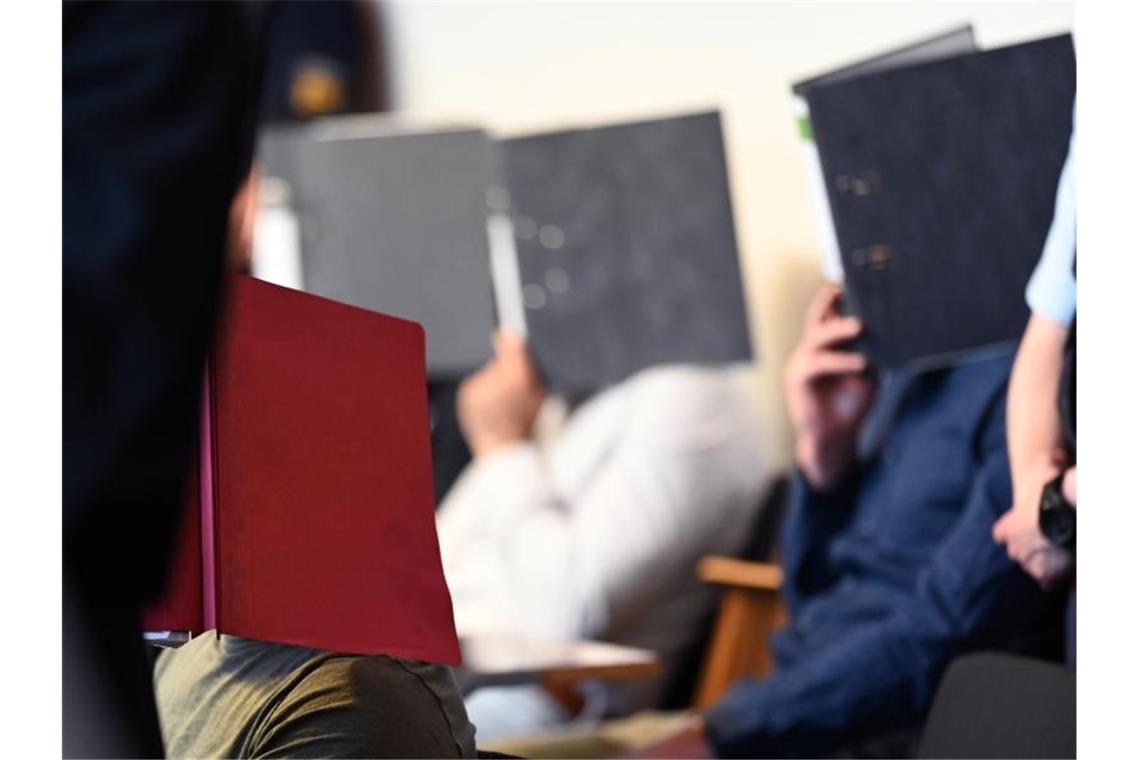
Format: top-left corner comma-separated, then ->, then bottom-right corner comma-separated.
258,119 -> 499,379
791,25 -> 978,285
500,111 -> 753,392
804,34 -> 1075,369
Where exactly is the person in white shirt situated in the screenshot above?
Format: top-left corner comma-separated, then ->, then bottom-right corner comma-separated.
437,331 -> 770,740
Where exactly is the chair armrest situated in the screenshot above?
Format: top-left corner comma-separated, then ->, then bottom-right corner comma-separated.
690,556 -> 787,707
697,556 -> 783,591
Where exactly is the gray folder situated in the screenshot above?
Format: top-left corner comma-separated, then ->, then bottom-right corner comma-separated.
500,111 -> 753,393
792,24 -> 977,96
259,119 -> 499,378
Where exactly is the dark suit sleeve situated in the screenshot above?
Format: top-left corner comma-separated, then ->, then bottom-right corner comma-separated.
778,469 -> 860,614
63,0 -> 258,597
704,404 -> 1046,758
63,2 -> 259,756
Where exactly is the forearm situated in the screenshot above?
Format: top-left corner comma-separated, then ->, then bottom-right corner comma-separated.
794,434 -> 856,492
437,442 -> 620,640
435,443 -> 572,634
779,470 -> 857,612
1007,314 -> 1069,495
438,443 -> 554,538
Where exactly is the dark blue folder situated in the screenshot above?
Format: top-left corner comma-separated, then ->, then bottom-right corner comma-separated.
805,34 -> 1075,369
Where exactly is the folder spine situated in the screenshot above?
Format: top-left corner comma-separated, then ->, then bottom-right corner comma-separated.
200,361 -> 220,632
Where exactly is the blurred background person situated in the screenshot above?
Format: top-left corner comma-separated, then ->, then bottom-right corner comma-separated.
594,285 -> 1064,758
63,1 -> 260,755
438,331 -> 770,741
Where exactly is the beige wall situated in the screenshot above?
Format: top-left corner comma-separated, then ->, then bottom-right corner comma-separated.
381,0 -> 1073,469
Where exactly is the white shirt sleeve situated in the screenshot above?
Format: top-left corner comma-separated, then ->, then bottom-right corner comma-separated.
435,368 -> 766,642
1025,107 -> 1076,327
435,441 -> 558,633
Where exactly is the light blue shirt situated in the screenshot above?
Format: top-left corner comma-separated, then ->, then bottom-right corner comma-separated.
1025,104 -> 1076,327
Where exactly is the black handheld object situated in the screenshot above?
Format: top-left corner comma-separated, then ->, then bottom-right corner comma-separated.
1039,473 -> 1076,551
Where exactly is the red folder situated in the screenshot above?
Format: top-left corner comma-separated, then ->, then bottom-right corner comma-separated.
143,275 -> 460,665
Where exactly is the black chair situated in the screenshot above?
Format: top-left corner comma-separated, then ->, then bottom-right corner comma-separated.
919,652 -> 1075,759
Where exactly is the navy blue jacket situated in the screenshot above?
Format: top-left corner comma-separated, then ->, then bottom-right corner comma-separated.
704,351 -> 1057,757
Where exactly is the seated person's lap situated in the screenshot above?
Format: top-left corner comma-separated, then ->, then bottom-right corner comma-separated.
154,632 -> 477,758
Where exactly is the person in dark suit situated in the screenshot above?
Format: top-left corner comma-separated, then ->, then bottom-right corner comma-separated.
63,2 -> 259,755
633,285 -> 1063,758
